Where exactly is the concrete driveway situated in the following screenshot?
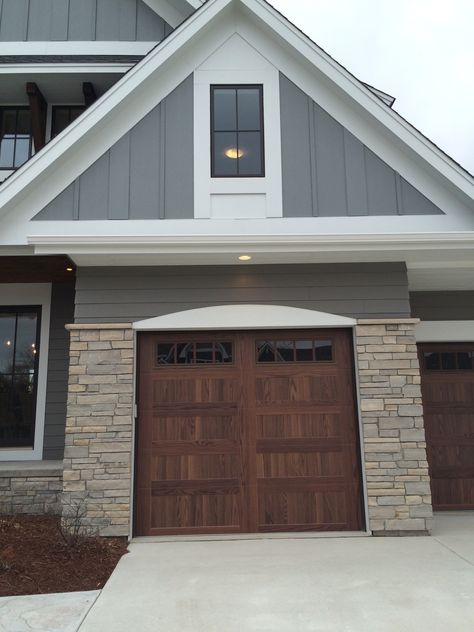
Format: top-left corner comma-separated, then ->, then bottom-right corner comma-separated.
78,513 -> 474,632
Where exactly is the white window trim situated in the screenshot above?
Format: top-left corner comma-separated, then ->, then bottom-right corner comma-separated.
416,320 -> 474,342
194,33 -> 283,219
0,283 -> 51,461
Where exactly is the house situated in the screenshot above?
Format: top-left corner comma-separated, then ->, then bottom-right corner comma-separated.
0,0 -> 473,538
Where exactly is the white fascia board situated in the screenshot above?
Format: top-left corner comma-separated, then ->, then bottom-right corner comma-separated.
416,321 -> 474,342
27,231 -> 474,253
0,42 -> 157,56
0,63 -> 133,74
240,0 -> 474,202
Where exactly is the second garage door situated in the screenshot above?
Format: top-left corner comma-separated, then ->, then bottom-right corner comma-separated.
135,329 -> 364,536
419,343 -> 474,510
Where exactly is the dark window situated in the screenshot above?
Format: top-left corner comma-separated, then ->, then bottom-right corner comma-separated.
424,350 -> 474,371
0,308 -> 41,448
0,108 -> 33,170
211,85 -> 264,177
157,342 -> 233,365
257,339 -> 333,363
51,106 -> 86,138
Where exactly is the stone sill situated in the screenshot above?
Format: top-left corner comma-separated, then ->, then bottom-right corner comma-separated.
357,318 -> 420,325
66,323 -> 132,330
0,460 -> 63,478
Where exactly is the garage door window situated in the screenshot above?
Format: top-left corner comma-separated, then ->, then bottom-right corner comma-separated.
256,339 -> 333,363
157,342 -> 233,365
423,351 -> 474,371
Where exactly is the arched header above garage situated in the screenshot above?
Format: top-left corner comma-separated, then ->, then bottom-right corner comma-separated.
132,304 -> 357,331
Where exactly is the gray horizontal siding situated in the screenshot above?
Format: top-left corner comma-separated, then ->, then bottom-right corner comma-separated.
410,291 -> 474,321
0,0 -> 171,42
34,75 -> 193,222
74,263 -> 410,323
43,282 -> 75,460
280,74 -> 444,217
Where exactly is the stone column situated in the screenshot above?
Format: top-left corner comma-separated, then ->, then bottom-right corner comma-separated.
356,319 -> 433,535
62,323 -> 134,536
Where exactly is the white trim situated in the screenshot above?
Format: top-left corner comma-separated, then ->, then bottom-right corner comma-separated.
133,304 -> 356,331
0,284 -> 51,461
0,64 -> 133,75
416,321 -> 474,342
0,42 -> 157,57
27,231 -> 474,252
194,33 -> 283,219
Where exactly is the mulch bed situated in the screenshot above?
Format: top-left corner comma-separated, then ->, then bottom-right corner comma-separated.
0,514 -> 128,596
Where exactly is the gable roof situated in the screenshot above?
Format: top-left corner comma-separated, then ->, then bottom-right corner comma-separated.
0,0 -> 472,227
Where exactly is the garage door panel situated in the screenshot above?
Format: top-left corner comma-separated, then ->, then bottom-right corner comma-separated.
430,445 -> 474,470
425,413 -> 474,440
150,492 -> 241,530
152,454 -> 240,480
150,416 -> 238,441
256,450 -> 346,478
255,374 -> 343,404
257,413 -> 343,439
150,377 -> 242,405
432,478 -> 474,510
258,489 -> 348,531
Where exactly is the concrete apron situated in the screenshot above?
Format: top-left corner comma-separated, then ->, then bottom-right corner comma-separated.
78,514 -> 474,632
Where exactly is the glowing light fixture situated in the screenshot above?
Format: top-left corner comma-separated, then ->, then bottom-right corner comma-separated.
6,340 -> 11,347
238,255 -> 252,261
225,147 -> 245,160
66,267 -> 73,272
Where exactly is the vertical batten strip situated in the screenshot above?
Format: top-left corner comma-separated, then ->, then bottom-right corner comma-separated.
308,99 -> 319,217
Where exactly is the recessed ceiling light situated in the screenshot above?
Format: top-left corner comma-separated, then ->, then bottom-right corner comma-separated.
238,255 -> 252,261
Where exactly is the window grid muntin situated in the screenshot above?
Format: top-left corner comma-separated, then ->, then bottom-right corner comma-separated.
423,350 -> 474,371
0,107 -> 33,170
0,306 -> 41,448
256,339 -> 334,364
156,341 -> 233,366
210,84 -> 265,178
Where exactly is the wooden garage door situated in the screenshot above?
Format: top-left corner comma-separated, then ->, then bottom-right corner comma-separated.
419,344 -> 474,510
135,329 -> 363,536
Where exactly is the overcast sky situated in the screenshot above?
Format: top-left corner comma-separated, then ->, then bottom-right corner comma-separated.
270,0 -> 474,174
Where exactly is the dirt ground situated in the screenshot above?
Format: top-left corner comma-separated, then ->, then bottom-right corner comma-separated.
0,514 -> 128,596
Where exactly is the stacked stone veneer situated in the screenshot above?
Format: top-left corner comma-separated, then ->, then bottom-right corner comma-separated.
0,464 -> 63,515
356,319 -> 433,534
63,324 -> 134,536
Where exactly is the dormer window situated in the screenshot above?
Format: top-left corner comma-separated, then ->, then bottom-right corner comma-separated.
211,85 -> 264,177
0,107 -> 33,171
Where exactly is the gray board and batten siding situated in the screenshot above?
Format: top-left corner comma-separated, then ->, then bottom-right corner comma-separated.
410,291 -> 474,321
279,74 -> 444,217
74,263 -> 411,323
34,75 -> 194,221
43,282 -> 75,460
0,0 -> 171,42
